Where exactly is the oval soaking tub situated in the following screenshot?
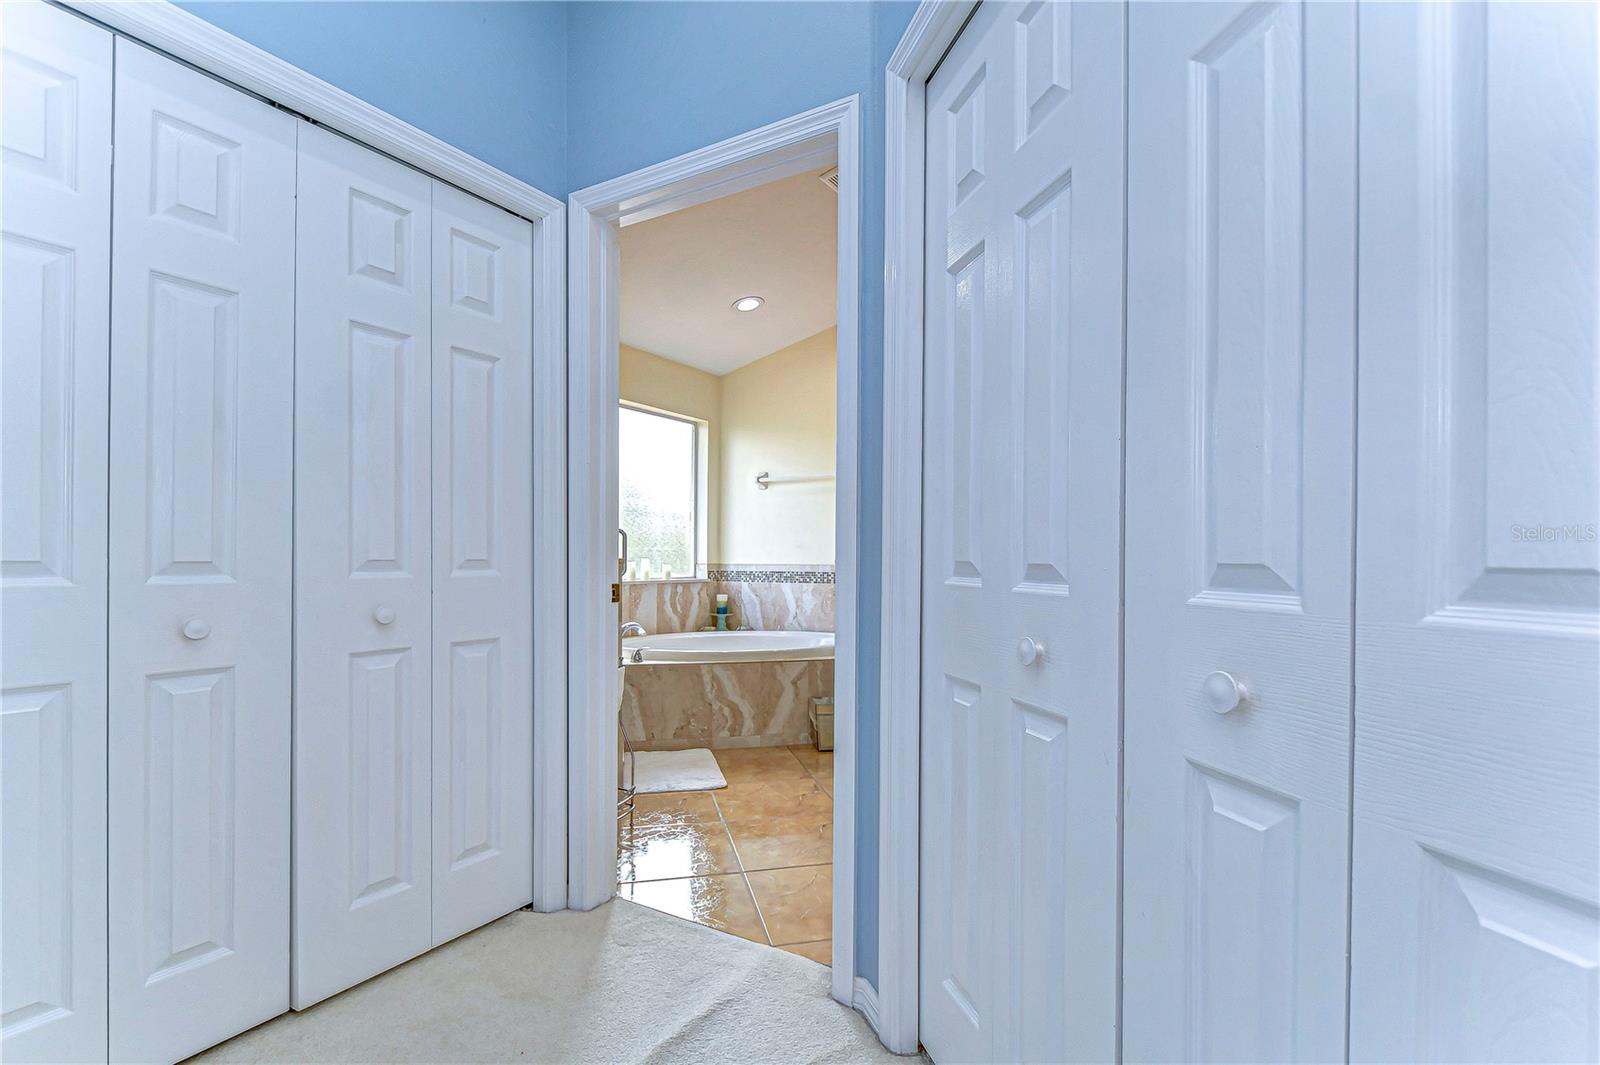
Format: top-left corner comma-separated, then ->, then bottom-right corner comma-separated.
623,629 -> 834,664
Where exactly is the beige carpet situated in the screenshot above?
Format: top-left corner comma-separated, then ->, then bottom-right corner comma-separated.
193,899 -> 903,1064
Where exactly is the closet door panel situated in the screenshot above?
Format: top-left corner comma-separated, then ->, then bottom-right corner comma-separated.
294,122 -> 433,1008
0,4 -> 111,1061
429,182 -> 534,944
1122,4 -> 1356,1062
1351,5 -> 1600,1060
995,2 -> 1126,1060
920,3 -> 1125,1061
107,37 -> 295,1064
920,17 -> 1007,1054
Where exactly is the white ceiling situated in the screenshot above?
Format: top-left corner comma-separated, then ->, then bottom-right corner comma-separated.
619,169 -> 836,376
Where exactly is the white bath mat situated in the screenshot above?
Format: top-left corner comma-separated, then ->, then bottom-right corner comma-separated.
625,748 -> 727,794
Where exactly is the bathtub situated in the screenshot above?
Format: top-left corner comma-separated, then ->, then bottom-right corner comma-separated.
623,629 -> 833,664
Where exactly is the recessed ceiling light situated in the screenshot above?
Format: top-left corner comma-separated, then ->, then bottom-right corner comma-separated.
732,296 -> 764,312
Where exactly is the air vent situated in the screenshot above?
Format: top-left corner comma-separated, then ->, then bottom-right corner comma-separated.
819,166 -> 840,193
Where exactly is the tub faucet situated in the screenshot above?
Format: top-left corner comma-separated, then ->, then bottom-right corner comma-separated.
621,622 -> 647,638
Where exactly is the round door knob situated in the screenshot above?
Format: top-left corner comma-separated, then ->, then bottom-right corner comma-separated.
181,617 -> 211,641
1203,670 -> 1246,714
373,605 -> 396,626
1017,636 -> 1046,666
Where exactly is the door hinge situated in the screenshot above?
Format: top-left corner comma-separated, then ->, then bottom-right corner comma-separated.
611,582 -> 621,603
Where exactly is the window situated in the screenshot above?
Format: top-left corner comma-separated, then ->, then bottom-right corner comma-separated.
620,405 -> 698,579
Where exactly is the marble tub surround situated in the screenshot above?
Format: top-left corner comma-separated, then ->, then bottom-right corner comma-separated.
622,659 -> 833,750
617,747 -> 836,962
717,576 -> 834,633
622,578 -> 714,636
623,565 -> 834,634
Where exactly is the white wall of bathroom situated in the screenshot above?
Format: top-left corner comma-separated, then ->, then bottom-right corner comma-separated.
620,343 -> 723,563
720,327 -> 837,564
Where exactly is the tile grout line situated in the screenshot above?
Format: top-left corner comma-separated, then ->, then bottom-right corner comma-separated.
711,756 -> 777,947
784,743 -> 832,795
744,871 -> 777,947
618,836 -> 834,884
618,860 -> 834,888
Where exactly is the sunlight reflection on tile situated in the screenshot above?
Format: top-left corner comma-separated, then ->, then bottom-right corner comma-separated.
618,816 -> 739,882
618,873 -> 767,945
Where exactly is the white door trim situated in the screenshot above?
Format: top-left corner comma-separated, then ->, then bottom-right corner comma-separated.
879,1 -> 980,1055
57,0 -> 570,912
565,95 -> 862,1010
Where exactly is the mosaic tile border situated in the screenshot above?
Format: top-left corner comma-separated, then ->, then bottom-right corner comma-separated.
706,567 -> 835,584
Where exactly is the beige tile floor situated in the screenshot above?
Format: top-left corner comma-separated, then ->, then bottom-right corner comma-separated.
618,745 -> 835,964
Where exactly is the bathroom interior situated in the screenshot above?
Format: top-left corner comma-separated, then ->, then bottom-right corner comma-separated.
611,167 -> 839,962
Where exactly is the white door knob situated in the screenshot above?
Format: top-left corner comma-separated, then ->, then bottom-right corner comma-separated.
373,605 -> 396,625
1017,636 -> 1045,666
181,617 -> 211,641
1203,670 -> 1246,714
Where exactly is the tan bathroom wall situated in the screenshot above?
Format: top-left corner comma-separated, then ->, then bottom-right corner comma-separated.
718,327 -> 837,564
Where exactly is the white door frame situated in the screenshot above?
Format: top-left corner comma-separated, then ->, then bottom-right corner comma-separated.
878,1 -> 982,1055
564,97 -> 862,1008
57,0 -> 571,914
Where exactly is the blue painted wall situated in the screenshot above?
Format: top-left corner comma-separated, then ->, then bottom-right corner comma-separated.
568,2 -> 867,190
568,0 -> 917,987
176,1 -> 569,195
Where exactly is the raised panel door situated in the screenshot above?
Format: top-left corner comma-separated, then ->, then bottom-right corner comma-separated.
1122,4 -> 1357,1061
429,181 -> 535,943
107,37 -> 295,1064
921,3 -> 1125,1061
293,121 -> 434,1008
1351,5 -> 1600,1060
0,5 -> 111,1061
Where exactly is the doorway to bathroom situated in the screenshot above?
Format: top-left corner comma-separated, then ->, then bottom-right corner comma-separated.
563,99 -> 862,1006
616,166 -> 839,962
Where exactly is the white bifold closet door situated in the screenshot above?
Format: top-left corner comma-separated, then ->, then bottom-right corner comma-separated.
294,124 -> 535,1007
107,35 -> 296,1065
293,123 -> 435,1008
428,182 -> 535,946
0,3 -> 112,1062
1351,4 -> 1600,1060
919,2 -> 1125,1062
1122,3 -> 1356,1062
